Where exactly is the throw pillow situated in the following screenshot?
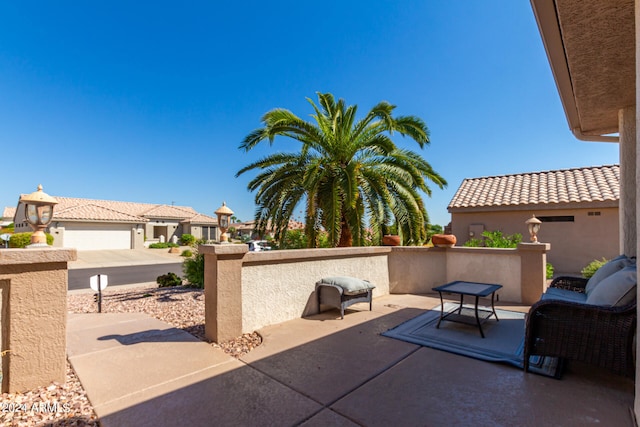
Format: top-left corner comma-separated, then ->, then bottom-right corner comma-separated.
585,255 -> 634,295
586,265 -> 637,307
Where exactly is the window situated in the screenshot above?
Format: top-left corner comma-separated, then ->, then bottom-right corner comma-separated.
538,216 -> 574,222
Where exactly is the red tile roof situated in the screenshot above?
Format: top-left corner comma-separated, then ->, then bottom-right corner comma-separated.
448,165 -> 619,211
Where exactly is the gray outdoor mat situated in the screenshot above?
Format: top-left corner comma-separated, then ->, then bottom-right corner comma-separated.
382,303 -> 561,378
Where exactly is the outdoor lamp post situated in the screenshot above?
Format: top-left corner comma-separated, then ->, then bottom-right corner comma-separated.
215,201 -> 234,243
19,184 -> 58,247
525,214 -> 542,243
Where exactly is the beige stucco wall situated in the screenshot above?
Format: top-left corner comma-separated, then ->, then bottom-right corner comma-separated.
0,248 -> 76,392
445,247 -> 521,302
241,247 -> 391,332
451,206 -> 618,273
389,246 -> 522,302
388,247 -> 447,293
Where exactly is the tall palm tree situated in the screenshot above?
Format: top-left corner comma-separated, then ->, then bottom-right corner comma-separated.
236,92 -> 446,247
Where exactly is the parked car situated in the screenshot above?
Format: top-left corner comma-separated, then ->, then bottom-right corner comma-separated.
247,240 -> 272,252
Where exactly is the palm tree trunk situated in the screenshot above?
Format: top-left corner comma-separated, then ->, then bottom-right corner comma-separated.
338,215 -> 352,247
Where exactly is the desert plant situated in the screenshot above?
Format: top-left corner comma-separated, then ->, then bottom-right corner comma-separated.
149,242 -> 179,249
180,234 -> 196,246
183,252 -> 204,288
463,230 -> 521,248
9,232 -> 53,248
157,272 -> 182,287
546,262 -> 554,280
181,249 -> 193,257
581,258 -> 609,279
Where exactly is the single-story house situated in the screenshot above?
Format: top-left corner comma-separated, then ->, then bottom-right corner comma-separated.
11,196 -> 218,250
1,207 -> 15,228
233,219 -> 305,240
448,164 -> 619,273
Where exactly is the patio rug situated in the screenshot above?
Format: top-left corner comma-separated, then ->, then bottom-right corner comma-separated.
382,303 -> 561,378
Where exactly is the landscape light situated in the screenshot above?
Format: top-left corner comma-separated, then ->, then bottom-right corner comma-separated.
19,184 -> 58,247
525,214 -> 542,243
215,202 -> 234,243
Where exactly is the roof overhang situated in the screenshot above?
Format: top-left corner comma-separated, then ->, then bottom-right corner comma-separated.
530,0 -> 635,142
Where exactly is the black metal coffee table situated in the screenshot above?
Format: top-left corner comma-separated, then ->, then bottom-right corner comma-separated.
432,281 -> 503,338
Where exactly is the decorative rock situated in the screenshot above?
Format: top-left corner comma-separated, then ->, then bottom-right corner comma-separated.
431,234 -> 457,247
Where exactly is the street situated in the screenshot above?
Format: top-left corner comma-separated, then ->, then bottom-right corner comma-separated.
68,262 -> 183,291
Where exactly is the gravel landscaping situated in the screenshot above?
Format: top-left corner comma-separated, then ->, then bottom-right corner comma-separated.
0,285 -> 262,426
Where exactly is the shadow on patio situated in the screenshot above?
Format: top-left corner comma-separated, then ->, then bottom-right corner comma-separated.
67,294 -> 634,427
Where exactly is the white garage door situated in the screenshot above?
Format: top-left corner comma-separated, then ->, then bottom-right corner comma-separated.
63,223 -> 132,250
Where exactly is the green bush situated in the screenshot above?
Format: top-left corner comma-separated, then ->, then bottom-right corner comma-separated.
157,272 -> 182,287
181,249 -> 193,257
546,262 -> 554,280
9,232 -> 54,248
148,242 -> 179,249
581,258 -> 609,278
180,234 -> 196,246
183,253 -> 204,288
463,230 -> 522,248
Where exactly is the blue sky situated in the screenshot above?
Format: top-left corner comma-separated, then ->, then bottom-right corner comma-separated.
0,1 -> 619,227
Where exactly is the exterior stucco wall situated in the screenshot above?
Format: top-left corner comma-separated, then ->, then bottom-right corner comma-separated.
451,206 -> 618,273
0,248 -> 76,392
203,244 -> 549,341
241,248 -> 391,332
388,247 -> 447,293
445,248 -> 521,302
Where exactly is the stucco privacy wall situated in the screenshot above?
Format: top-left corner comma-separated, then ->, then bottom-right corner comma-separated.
445,247 -> 521,302
203,244 -> 549,342
0,248 -> 76,392
241,247 -> 391,332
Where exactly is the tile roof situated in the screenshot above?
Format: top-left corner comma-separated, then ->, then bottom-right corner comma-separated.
2,207 -> 16,219
55,204 -> 147,222
448,165 -> 619,211
14,196 -> 218,224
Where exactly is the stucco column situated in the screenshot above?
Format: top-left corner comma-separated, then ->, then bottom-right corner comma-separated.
201,244 -> 248,343
619,107 -> 637,257
0,248 -> 76,392
518,243 -> 550,305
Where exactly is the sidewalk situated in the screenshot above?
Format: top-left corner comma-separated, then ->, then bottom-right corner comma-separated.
66,294 -> 635,427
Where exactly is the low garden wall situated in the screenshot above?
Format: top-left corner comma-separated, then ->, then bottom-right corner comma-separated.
202,242 -> 549,342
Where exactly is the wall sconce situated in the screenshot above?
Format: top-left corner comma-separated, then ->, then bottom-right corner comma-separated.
525,214 -> 542,243
19,185 -> 58,247
215,201 -> 234,243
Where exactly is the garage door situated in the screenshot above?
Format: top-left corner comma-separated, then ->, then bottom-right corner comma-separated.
63,223 -> 132,250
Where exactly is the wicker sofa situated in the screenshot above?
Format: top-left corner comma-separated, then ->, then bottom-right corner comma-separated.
524,256 -> 637,378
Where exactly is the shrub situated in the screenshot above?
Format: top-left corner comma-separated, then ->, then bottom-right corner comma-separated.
180,234 -> 196,246
157,272 -> 182,287
581,258 -> 609,279
9,232 -> 54,248
149,242 -> 179,249
183,252 -> 204,288
546,262 -> 554,280
463,230 -> 521,248
181,249 -> 193,257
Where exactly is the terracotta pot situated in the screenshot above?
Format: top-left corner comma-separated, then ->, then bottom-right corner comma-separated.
431,234 -> 456,248
382,235 -> 401,246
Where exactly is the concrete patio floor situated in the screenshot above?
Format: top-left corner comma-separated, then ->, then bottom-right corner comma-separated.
67,294 -> 635,427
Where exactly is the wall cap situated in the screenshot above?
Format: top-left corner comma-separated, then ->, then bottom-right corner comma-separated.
517,242 -> 551,252
0,248 -> 77,265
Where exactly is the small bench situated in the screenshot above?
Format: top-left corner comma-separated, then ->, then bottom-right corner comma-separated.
315,276 -> 375,319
